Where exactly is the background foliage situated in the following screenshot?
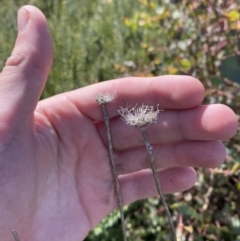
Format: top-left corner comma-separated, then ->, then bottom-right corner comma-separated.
0,0 -> 239,240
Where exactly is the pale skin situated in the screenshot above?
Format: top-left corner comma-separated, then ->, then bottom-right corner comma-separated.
0,5 -> 238,241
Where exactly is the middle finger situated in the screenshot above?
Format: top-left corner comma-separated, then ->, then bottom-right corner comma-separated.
97,104 -> 237,150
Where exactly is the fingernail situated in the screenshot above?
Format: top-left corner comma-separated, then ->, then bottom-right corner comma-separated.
18,7 -> 30,32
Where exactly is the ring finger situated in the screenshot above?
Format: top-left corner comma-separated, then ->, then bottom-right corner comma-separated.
115,140 -> 226,175
97,104 -> 237,150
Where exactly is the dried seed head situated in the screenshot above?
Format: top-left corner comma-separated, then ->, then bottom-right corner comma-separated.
95,92 -> 116,105
118,104 -> 160,128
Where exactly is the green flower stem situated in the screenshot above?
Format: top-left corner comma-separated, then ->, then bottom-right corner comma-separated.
101,104 -> 127,241
12,230 -> 20,241
140,126 -> 176,241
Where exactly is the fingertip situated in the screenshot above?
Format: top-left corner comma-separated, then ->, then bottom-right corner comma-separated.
163,167 -> 197,194
17,5 -> 48,31
203,104 -> 238,140
18,5 -> 47,22
18,6 -> 30,33
163,75 -> 205,108
188,76 -> 205,104
210,141 -> 227,167
222,105 -> 239,138
17,5 -> 49,34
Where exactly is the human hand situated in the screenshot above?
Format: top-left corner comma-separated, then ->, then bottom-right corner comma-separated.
0,5 -> 237,241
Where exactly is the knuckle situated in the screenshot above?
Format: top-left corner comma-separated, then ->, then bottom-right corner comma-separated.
5,47 -> 27,67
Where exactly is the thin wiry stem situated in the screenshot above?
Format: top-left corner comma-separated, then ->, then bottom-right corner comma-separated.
140,126 -> 176,241
119,104 -> 176,241
12,230 -> 20,241
101,104 -> 127,241
95,92 -> 127,241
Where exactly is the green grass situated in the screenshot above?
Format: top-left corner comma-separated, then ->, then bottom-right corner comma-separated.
0,0 -> 149,97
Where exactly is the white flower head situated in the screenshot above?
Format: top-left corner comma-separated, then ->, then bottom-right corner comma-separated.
118,104 -> 160,128
95,91 -> 116,105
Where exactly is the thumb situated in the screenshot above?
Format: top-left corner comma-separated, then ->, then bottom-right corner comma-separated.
0,5 -> 53,124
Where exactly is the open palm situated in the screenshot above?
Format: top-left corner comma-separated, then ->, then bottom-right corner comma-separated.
0,6 -> 237,241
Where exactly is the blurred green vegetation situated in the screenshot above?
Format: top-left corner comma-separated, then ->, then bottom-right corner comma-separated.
0,0 -> 240,240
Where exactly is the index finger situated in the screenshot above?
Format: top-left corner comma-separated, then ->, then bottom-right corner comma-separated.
65,75 -> 205,120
